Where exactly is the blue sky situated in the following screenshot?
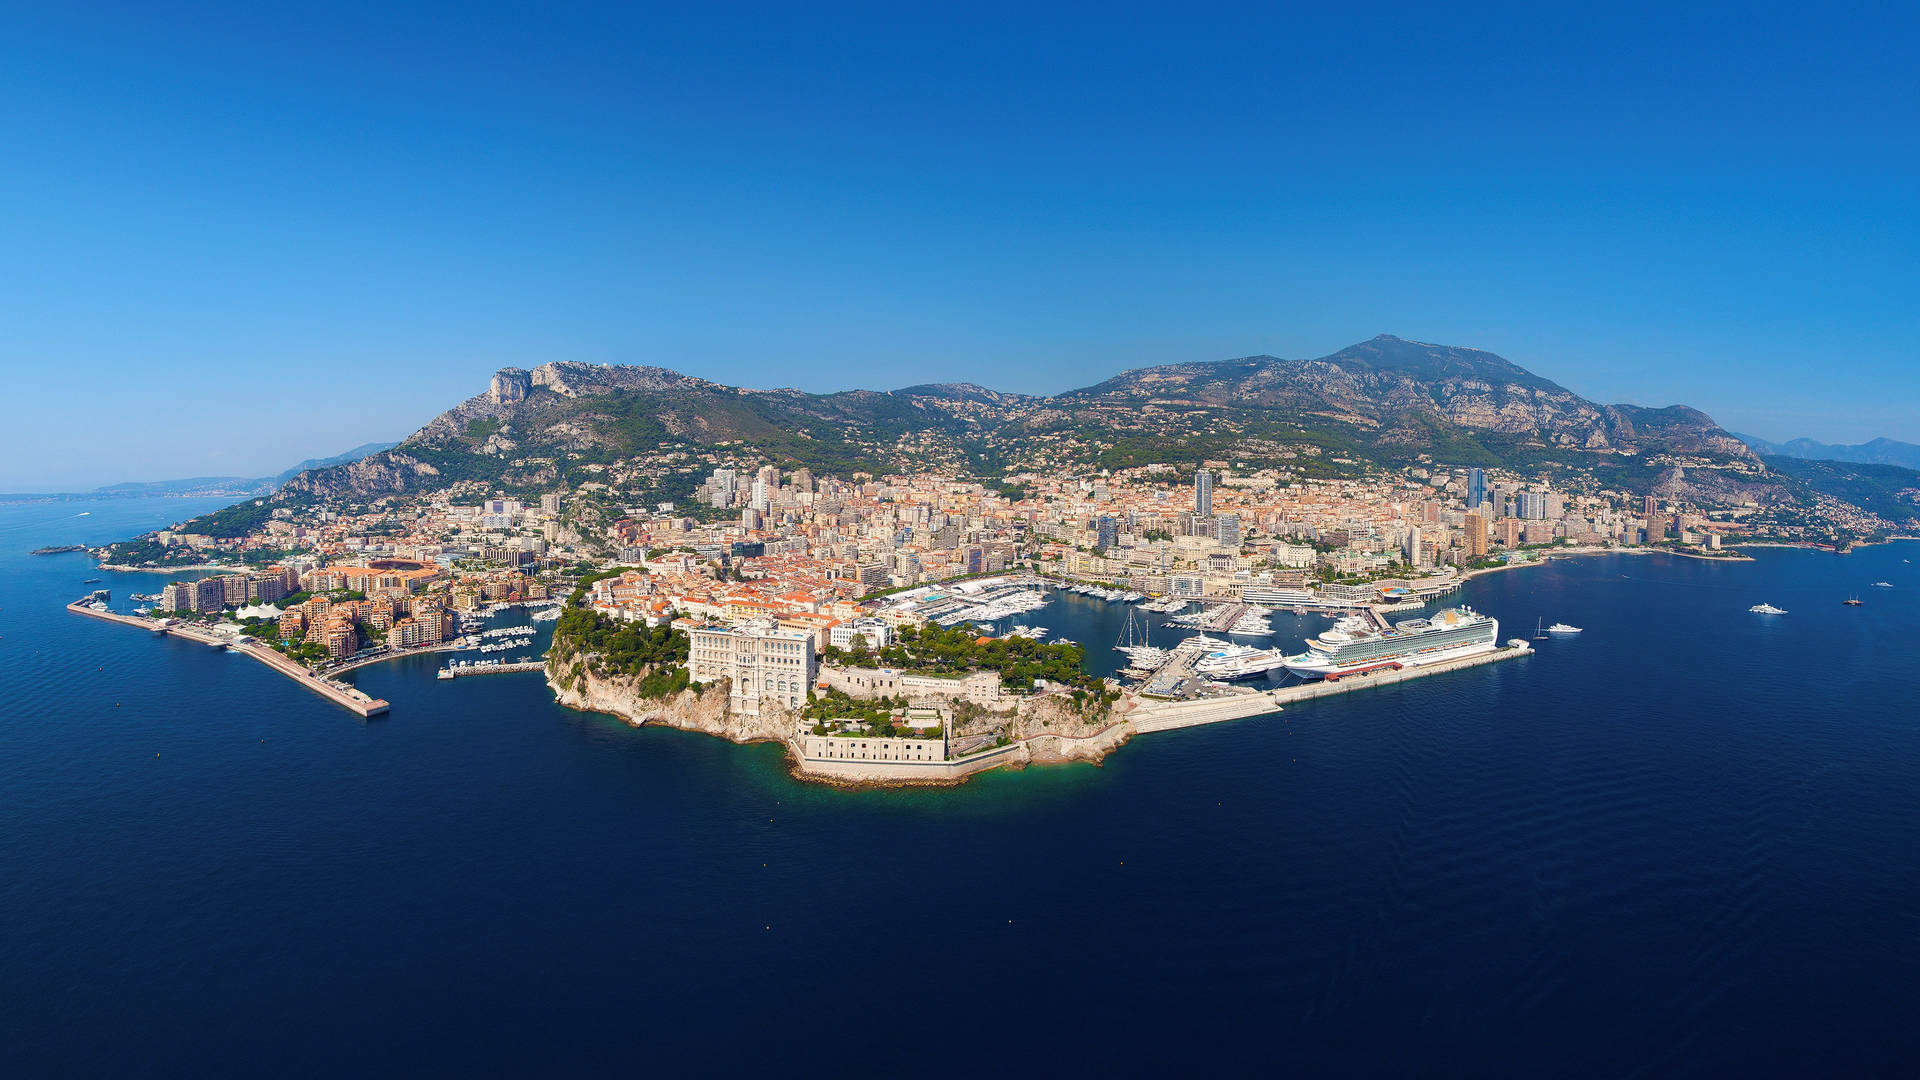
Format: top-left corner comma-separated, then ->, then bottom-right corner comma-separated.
2,2 -> 1915,490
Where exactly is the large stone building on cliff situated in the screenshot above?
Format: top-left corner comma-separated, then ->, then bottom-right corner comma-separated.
687,619 -> 816,716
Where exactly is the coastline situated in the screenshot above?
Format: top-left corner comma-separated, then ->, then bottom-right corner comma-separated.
544,636 -> 1533,789
542,654 -> 1139,789
1664,548 -> 1757,562
70,529 -> 1886,789
1460,547 -> 1647,582
1459,545 -> 1755,583
97,561 -> 249,574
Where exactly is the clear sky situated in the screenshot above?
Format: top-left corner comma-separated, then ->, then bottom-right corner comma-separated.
2,2 -> 1915,490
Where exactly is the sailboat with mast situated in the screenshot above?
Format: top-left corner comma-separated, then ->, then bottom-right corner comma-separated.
1115,607 -> 1169,673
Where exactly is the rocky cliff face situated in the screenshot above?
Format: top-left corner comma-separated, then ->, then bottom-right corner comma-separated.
1604,404 -> 1756,459
546,660 -> 795,744
1650,464 -> 1789,505
489,368 -> 531,405
277,449 -> 445,501
527,361 -> 720,398
551,649 -> 1138,783
1016,718 -> 1133,765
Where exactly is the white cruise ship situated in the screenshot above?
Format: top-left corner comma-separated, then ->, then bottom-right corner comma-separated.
1281,607 -> 1500,679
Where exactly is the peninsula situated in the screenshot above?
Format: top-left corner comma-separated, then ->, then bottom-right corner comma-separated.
76,336 -> 1920,783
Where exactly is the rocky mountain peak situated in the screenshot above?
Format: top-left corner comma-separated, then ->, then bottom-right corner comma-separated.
527,361 -> 716,398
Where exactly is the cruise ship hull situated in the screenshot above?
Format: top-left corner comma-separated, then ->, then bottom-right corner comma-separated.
1281,638 -> 1498,679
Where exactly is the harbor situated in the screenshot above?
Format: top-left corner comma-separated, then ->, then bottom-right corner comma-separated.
1166,601 -> 1269,634
65,585 -> 562,717
810,584 -> 1539,774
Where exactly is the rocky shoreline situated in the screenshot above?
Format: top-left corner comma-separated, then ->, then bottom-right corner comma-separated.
543,651 -> 1136,788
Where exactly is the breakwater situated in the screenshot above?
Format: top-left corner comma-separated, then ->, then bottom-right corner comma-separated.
1123,642 -> 1531,733
66,601 -> 390,717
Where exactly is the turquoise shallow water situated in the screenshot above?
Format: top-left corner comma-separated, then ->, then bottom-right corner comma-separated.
5,497 -> 1920,1075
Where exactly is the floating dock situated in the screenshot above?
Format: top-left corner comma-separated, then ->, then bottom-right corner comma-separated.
438,660 -> 546,679
67,601 -> 390,718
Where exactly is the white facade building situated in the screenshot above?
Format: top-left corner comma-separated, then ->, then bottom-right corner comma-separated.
828,619 -> 892,651
687,619 -> 817,716
1271,544 -> 1316,568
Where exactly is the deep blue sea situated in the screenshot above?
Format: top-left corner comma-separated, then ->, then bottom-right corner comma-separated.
6,497 -> 1920,1077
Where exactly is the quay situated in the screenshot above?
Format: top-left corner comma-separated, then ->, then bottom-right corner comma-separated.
64,602 -> 167,633
1193,603 -> 1248,632
1126,691 -> 1285,733
67,601 -> 390,718
1123,641 -> 1531,734
328,640 -> 465,675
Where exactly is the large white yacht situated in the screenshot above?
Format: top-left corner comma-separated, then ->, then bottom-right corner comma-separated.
1192,642 -> 1293,681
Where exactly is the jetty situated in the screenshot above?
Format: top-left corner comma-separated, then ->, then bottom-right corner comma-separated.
64,602 -> 166,633
438,660 -> 546,679
67,601 -> 390,718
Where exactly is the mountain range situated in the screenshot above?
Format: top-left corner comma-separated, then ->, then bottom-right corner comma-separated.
1734,433 -> 1920,471
275,335 -> 1797,512
85,442 -> 397,499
